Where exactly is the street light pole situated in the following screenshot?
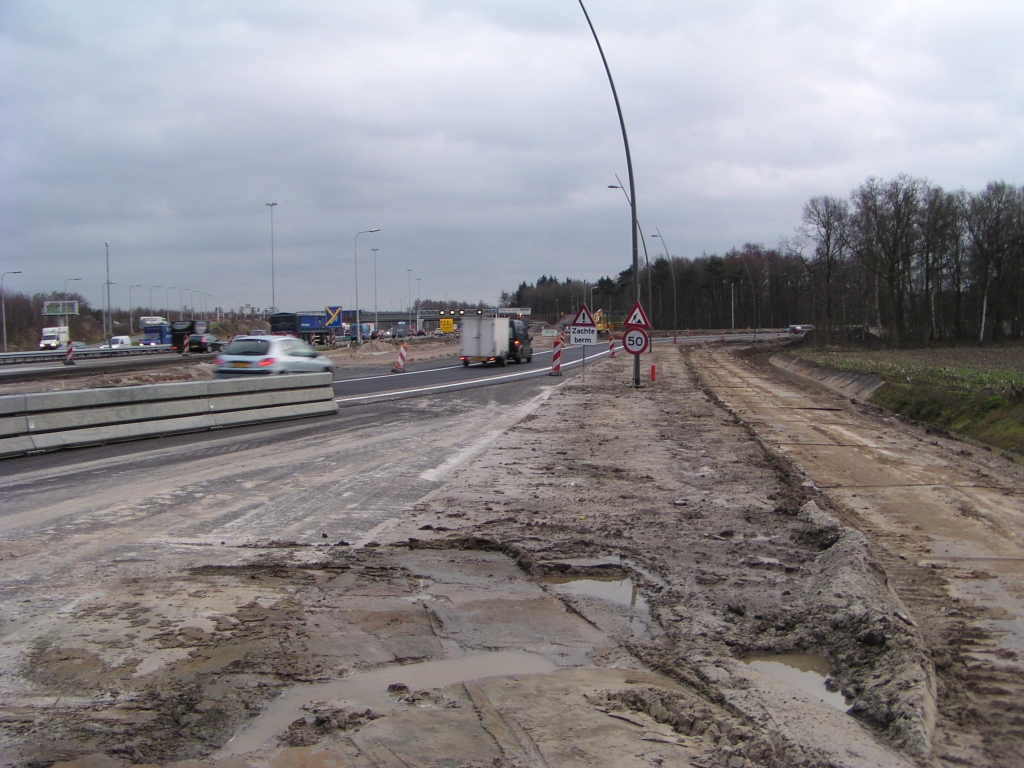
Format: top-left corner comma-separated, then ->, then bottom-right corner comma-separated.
128,285 -> 143,334
104,242 -> 112,344
578,0 -> 640,387
353,228 -> 380,345
266,203 -> 277,312
416,277 -> 421,330
180,288 -> 189,321
190,290 -> 200,320
63,277 -> 81,337
609,176 -> 653,321
406,269 -> 412,332
652,230 -> 677,343
2,270 -> 22,353
150,286 -> 162,319
165,287 -> 176,321
372,248 -> 379,332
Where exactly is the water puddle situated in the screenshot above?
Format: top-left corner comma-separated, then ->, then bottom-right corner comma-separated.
540,570 -> 652,637
742,653 -> 849,712
215,650 -> 555,758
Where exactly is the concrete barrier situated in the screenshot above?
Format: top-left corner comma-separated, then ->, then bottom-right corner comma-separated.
0,373 -> 338,458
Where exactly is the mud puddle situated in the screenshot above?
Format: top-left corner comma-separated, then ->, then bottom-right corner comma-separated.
742,653 -> 849,711
540,571 -> 652,637
218,650 -> 556,757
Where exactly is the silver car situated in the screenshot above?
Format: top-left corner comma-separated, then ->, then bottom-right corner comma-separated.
214,336 -> 335,376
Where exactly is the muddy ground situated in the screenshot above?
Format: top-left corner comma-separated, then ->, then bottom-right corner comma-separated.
2,342 -> 1022,767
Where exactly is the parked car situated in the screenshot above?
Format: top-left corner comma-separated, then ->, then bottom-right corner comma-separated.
214,335 -> 335,376
187,333 -> 223,353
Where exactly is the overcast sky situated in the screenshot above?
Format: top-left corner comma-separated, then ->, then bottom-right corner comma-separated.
2,1 -> 1023,314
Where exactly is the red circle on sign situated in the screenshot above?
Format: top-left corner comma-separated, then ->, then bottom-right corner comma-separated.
623,328 -> 649,355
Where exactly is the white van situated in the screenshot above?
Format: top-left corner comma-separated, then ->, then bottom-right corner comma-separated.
100,336 -> 132,349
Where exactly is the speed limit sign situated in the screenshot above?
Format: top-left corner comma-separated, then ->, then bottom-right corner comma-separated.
623,328 -> 649,355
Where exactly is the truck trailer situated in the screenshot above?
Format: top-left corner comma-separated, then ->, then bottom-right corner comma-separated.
459,316 -> 532,366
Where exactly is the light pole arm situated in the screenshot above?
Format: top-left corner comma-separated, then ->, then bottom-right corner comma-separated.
577,0 -> 640,386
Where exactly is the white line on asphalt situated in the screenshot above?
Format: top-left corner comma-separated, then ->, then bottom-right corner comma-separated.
333,349 -> 609,403
332,348 -> 557,384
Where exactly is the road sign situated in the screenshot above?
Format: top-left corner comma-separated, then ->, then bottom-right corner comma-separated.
570,303 -> 596,327
623,328 -> 649,355
325,306 -> 343,327
43,300 -> 79,317
439,317 -> 454,333
569,326 -> 598,346
624,301 -> 650,329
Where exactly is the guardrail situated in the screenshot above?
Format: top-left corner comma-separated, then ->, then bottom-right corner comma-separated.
0,373 -> 338,458
0,345 -> 174,365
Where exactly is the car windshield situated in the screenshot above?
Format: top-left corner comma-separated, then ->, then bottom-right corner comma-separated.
223,339 -> 270,356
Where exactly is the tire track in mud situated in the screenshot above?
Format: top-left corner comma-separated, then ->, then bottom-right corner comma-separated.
688,343 -> 1024,768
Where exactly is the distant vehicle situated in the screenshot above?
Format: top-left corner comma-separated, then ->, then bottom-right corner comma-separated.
270,312 -> 332,345
347,322 -> 371,341
141,323 -> 172,346
138,316 -> 168,327
433,328 -> 445,337
40,326 -> 69,350
171,320 -> 208,351
214,336 -> 335,377
394,322 -> 408,338
788,324 -> 814,334
187,333 -> 223,353
459,316 -> 532,366
99,336 -> 132,349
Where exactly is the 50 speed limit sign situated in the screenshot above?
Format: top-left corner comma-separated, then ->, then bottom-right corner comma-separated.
623,328 -> 649,355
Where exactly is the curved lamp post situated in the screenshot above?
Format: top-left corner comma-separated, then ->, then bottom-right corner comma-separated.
353,229 -> 380,345
165,287 -> 176,321
651,230 -> 677,343
2,270 -> 22,352
576,0 -> 640,386
609,176 -> 653,330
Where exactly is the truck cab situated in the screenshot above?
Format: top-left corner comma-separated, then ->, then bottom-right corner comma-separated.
509,319 -> 532,363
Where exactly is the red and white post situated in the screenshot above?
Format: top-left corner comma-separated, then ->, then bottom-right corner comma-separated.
608,334 -> 615,358
64,340 -> 75,366
550,333 -> 563,376
392,342 -> 409,373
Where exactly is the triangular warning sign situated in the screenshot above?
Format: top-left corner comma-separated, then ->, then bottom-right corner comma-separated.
624,301 -> 650,329
571,303 -> 596,327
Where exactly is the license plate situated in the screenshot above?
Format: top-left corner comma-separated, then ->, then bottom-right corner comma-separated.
230,361 -> 249,368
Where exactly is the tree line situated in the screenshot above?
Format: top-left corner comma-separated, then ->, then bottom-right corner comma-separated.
510,175 -> 1024,344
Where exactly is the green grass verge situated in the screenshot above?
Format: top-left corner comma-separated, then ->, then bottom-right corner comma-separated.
788,343 -> 1024,456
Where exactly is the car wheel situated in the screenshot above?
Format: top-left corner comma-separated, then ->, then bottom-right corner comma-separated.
462,360 -> 469,367
526,355 -> 532,363
499,355 -> 507,367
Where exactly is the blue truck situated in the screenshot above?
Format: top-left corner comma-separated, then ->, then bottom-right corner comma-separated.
270,312 -> 336,345
141,323 -> 172,346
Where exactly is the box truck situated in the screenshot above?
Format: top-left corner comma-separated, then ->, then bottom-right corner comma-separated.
459,316 -> 532,367
39,326 -> 69,350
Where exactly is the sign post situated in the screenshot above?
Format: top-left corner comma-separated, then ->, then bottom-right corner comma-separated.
569,303 -> 598,383
622,301 -> 651,383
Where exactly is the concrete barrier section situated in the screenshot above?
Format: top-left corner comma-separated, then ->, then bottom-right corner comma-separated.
0,373 -> 337,458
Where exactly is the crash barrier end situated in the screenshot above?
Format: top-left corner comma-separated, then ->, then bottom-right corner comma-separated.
0,373 -> 337,458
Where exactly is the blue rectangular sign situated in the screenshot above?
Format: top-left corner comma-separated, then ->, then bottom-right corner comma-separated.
325,306 -> 343,327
